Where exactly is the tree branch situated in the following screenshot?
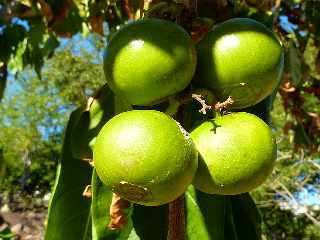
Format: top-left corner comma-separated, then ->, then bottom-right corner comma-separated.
167,195 -> 185,240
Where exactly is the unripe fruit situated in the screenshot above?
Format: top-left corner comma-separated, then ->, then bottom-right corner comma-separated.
196,18 -> 284,109
103,19 -> 196,106
93,110 -> 198,206
190,112 -> 276,195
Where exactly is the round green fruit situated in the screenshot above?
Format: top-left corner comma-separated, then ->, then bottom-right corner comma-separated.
196,18 -> 284,109
190,112 -> 276,195
103,19 -> 196,106
93,110 -> 198,206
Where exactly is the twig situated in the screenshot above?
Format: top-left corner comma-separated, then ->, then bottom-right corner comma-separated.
214,96 -> 234,111
108,194 -> 130,230
276,180 -> 297,204
304,211 -> 320,226
191,94 -> 211,114
274,0 -> 282,10
306,160 -> 320,171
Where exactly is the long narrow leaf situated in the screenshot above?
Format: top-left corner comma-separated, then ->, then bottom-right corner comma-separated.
186,186 -> 226,240
131,204 -> 169,240
45,108 -> 93,240
230,193 -> 262,240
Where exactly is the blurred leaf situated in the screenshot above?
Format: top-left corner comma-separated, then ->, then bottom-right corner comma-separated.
22,20 -> 46,78
51,6 -> 83,37
18,0 -> 32,7
286,39 -> 302,86
305,1 -> 320,36
303,35 -> 320,80
91,169 -> 134,240
294,122 -> 312,146
0,226 -> 14,239
29,20 -> 45,45
0,65 -> 7,101
7,39 -> 27,74
186,186 -> 226,240
42,32 -> 60,58
0,24 -> 27,63
45,108 -> 93,240
0,147 -> 5,184
74,0 -> 90,18
145,1 -> 184,21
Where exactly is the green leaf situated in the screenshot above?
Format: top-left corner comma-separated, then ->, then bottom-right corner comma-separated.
42,32 -> 60,58
186,186 -> 226,240
91,169 -> 134,240
131,204 -> 169,240
305,1 -> 320,36
0,147 -> 5,184
0,24 -> 27,63
51,6 -> 83,36
286,40 -> 302,86
0,226 -> 14,239
229,193 -> 262,240
303,35 -> 320,81
224,198 -> 238,240
294,123 -> 312,146
45,108 -> 93,240
0,66 -> 7,101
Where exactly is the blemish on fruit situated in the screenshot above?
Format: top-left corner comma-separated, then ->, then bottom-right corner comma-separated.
113,181 -> 152,202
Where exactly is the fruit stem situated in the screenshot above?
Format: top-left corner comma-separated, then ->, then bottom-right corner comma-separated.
213,96 -> 234,112
167,195 -> 186,240
192,93 -> 212,114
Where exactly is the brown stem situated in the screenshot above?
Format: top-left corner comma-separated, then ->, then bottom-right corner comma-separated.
123,0 -> 135,20
167,195 -> 186,240
214,96 -> 234,111
192,93 -> 212,114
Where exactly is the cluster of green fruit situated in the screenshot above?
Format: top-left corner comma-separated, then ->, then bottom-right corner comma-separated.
73,17 -> 283,206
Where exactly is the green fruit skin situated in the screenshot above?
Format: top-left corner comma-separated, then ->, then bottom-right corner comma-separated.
196,18 -> 284,109
190,112 -> 276,195
93,110 -> 198,206
104,19 -> 196,106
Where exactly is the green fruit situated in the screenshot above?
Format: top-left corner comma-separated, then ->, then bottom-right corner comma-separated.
190,112 -> 276,195
103,19 -> 196,106
196,18 -> 284,109
93,110 -> 198,206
